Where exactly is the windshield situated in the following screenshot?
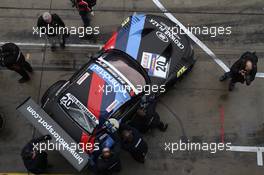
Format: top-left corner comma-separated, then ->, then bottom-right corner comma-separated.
59,93 -> 98,134
109,59 -> 146,87
105,55 -> 147,87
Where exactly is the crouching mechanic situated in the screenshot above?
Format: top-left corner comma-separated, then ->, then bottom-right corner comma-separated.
119,124 -> 148,163
37,12 -> 68,51
0,43 -> 33,83
129,99 -> 168,133
219,51 -> 258,91
21,135 -> 52,174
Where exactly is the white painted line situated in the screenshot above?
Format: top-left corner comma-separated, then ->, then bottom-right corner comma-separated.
0,42 -> 103,49
256,73 -> 264,78
229,146 -> 264,166
230,146 -> 264,152
257,149 -> 263,166
152,0 -> 264,78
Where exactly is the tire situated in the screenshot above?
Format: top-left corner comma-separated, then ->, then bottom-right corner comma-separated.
41,80 -> 67,106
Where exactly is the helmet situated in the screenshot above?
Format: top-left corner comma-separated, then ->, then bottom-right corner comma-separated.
109,118 -> 119,129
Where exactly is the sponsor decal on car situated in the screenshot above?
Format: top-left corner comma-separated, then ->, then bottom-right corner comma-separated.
90,64 -> 121,90
77,72 -> 90,85
121,17 -> 130,27
156,31 -> 169,43
90,59 -> 138,96
141,52 -> 152,69
149,18 -> 185,50
177,66 -> 188,78
95,59 -> 126,86
141,52 -> 170,79
106,100 -> 119,113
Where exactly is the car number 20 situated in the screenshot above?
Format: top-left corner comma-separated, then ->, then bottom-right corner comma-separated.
154,56 -> 169,79
60,95 -> 73,109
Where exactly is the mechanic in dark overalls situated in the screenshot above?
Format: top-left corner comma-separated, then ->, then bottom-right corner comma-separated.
219,52 -> 258,91
119,124 -> 148,163
0,43 -> 33,83
21,135 -> 51,174
129,99 -> 168,133
95,146 -> 122,174
37,12 -> 67,51
89,119 -> 122,174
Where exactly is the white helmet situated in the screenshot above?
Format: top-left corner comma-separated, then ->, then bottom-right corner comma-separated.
108,118 -> 120,129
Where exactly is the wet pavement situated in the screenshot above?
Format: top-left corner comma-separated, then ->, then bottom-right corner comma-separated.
0,0 -> 264,174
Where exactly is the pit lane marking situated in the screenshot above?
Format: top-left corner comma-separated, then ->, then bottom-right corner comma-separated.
152,0 -> 264,78
0,174 -> 73,175
229,146 -> 264,166
0,42 -> 103,49
153,0 -> 264,167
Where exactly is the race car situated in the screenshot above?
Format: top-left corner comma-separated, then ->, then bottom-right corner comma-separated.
40,14 -> 195,155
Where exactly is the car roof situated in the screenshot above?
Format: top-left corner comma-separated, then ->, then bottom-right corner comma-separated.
59,51 -> 147,131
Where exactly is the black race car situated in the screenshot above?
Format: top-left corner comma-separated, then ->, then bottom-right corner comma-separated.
41,14 -> 195,154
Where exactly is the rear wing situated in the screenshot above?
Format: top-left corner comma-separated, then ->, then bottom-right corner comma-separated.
16,98 -> 89,172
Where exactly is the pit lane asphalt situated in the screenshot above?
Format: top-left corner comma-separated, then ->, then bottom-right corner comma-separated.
0,0 -> 264,175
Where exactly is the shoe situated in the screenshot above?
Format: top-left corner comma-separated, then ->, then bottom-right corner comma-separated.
60,37 -> 66,49
159,123 -> 168,132
51,46 -> 56,52
60,43 -> 65,49
228,82 -> 235,91
19,77 -> 30,83
27,67 -> 33,73
219,75 -> 227,82
0,114 -> 4,130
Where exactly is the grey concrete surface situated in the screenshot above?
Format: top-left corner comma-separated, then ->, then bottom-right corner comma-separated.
0,0 -> 264,175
